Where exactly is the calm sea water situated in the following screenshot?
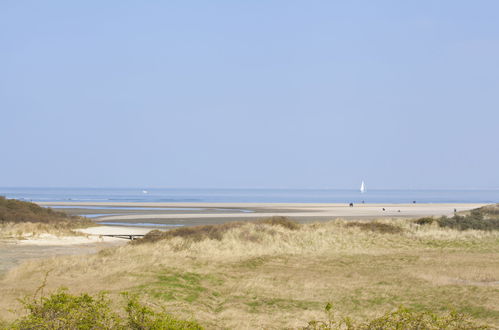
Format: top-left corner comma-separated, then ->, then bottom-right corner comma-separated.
1,187 -> 498,204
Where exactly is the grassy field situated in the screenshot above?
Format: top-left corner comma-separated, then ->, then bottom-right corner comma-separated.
1,213 -> 498,328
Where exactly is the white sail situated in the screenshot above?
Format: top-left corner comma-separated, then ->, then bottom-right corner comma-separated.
360,181 -> 366,193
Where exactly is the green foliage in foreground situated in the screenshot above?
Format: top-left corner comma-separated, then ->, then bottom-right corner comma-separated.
4,289 -> 492,329
8,289 -> 202,330
415,206 -> 499,231
305,303 -> 489,329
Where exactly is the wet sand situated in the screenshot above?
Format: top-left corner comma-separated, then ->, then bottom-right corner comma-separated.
38,202 -> 486,226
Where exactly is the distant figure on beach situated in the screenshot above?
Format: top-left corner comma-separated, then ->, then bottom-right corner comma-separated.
361,200 -> 365,204
454,208 -> 457,213
413,201 -> 416,204
382,208 -> 385,211
349,203 -> 354,207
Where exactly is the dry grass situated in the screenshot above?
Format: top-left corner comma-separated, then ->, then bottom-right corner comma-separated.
0,221 -> 90,239
345,221 -> 404,234
0,196 -> 91,225
1,218 -> 498,329
135,216 -> 299,244
0,196 -> 93,239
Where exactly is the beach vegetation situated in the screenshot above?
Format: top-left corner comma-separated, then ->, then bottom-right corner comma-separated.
0,196 -> 93,238
345,221 -> 403,234
414,205 -> 499,231
2,214 -> 499,328
134,216 -> 299,244
0,196 -> 89,225
9,289 -> 202,330
414,217 -> 435,225
305,303 -> 489,329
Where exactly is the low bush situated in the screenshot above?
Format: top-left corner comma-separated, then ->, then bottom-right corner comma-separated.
134,217 -> 299,245
305,303 -> 489,329
437,212 -> 499,231
136,222 -> 245,244
14,290 -> 120,329
345,221 -> 403,234
414,206 -> 499,231
475,204 -> 499,216
0,196 -> 91,227
414,217 -> 435,225
10,289 -> 202,330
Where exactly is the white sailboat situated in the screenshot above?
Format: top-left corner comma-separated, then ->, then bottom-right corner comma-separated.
360,181 -> 366,194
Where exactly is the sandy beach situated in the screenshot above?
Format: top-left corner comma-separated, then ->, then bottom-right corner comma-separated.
38,201 -> 487,227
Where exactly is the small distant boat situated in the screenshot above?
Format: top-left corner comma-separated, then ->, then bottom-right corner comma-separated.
142,190 -> 148,194
360,181 -> 366,194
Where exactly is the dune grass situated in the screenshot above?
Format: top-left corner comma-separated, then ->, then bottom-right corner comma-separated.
0,196 -> 93,238
415,207 -> 499,231
1,215 -> 498,328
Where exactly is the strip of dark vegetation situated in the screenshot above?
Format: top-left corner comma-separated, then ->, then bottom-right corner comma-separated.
415,204 -> 499,231
133,216 -> 299,245
0,196 -> 92,227
345,221 -> 404,234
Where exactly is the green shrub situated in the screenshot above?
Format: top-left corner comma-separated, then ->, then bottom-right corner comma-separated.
305,303 -> 489,329
13,289 -> 120,329
0,196 -> 91,227
475,204 -> 499,216
363,307 -> 488,329
437,210 -> 499,231
414,206 -> 499,231
11,289 -> 203,330
414,217 -> 435,225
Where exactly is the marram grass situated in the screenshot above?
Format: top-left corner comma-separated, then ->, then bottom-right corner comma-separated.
1,217 -> 498,329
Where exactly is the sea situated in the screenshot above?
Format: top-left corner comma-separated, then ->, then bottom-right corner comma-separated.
1,187 -> 499,204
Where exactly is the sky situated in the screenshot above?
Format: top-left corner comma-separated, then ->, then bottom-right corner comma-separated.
1,1 -> 498,189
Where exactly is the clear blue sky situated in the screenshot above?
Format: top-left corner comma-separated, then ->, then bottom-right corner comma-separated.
1,1 -> 498,189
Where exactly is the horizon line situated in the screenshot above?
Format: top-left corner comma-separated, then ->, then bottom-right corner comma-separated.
1,186 -> 499,191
